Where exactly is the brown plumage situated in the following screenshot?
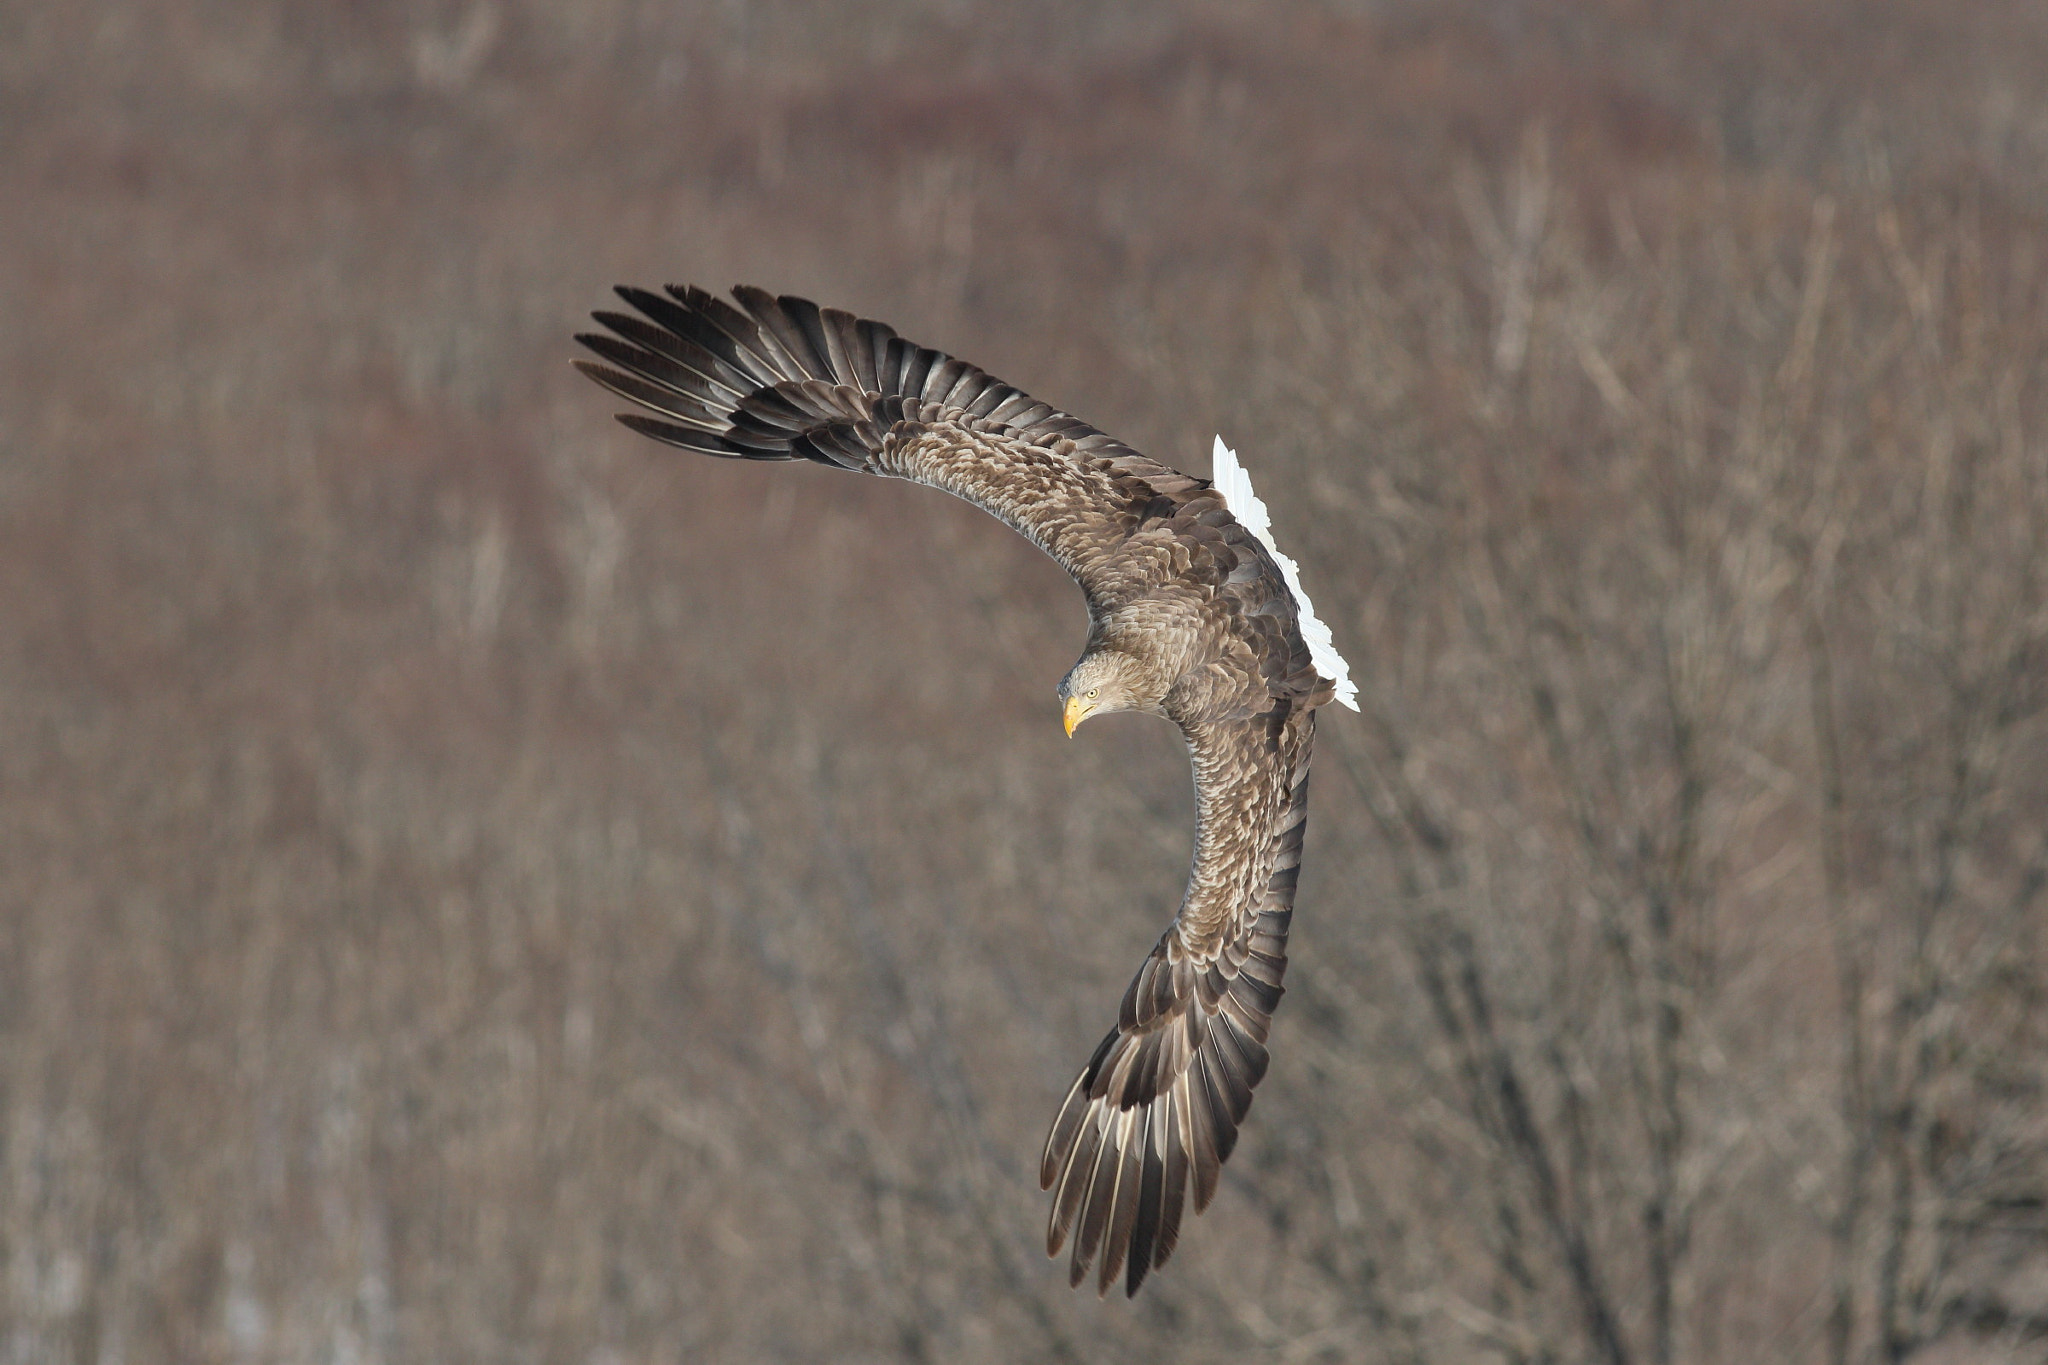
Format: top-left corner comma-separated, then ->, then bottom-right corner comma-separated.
574,285 -> 1351,1297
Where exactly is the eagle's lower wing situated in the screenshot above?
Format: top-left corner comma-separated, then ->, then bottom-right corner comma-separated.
1040,705 -> 1315,1296
574,285 -> 1212,601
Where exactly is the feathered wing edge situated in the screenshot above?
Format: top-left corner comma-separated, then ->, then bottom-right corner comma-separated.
1038,708 -> 1315,1297
572,284 -> 1150,469
1210,438 -> 1358,712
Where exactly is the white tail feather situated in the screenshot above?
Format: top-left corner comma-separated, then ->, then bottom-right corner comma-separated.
1210,437 -> 1358,711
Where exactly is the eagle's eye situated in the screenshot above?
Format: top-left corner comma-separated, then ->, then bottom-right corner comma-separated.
1086,687 -> 1098,699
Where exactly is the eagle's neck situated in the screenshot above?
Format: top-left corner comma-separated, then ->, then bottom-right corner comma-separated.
1084,616 -> 1187,715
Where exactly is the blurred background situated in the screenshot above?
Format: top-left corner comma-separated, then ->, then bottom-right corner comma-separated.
6,1 -> 2048,1361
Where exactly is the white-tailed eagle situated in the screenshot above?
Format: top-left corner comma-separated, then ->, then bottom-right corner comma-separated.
575,286 -> 1356,1296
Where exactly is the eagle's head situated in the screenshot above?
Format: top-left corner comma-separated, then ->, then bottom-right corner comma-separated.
1057,648 -> 1160,736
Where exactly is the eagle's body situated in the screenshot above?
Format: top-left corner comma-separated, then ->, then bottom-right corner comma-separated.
575,285 -> 1354,1297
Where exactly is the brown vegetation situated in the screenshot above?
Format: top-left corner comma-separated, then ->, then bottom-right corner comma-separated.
4,1 -> 2047,1360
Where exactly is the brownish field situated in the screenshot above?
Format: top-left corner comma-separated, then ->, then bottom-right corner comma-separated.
5,2 -> 2047,1361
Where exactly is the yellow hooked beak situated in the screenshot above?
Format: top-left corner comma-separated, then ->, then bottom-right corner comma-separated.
1062,695 -> 1092,737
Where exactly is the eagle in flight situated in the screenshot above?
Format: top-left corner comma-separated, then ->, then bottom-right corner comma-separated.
574,286 -> 1356,1297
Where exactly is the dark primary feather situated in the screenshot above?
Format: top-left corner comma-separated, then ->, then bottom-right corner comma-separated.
575,285 -> 1339,1297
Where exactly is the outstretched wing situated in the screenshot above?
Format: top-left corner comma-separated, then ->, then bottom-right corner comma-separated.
1041,704 -> 1315,1296
573,285 -> 1212,605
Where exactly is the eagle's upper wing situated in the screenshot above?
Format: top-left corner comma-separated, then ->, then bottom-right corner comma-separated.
1040,704 -> 1313,1295
573,285 -> 1212,606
